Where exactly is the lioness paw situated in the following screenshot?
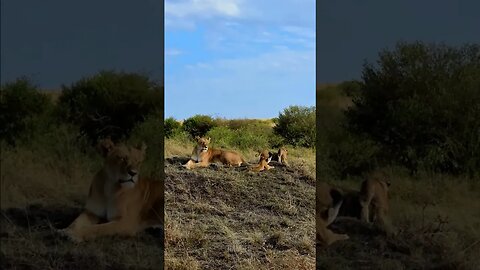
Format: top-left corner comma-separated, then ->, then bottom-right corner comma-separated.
339,233 -> 349,240
58,228 -> 84,243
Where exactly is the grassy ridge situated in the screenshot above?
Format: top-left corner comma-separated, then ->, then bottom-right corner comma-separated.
0,118 -> 163,269
316,84 -> 480,269
164,119 -> 316,269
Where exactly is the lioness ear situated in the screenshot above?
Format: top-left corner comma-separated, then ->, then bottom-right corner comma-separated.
386,181 -> 391,187
195,135 -> 200,141
206,137 -> 211,142
97,138 -> 115,157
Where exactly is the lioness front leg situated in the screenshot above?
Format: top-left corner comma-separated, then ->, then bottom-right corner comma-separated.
70,219 -> 139,242
265,164 -> 274,170
60,211 -> 101,242
186,160 -> 210,170
360,201 -> 370,223
359,194 -> 373,223
317,227 -> 349,246
66,211 -> 100,230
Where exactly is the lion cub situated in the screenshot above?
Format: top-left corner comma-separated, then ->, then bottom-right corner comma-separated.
317,182 -> 349,246
359,171 -> 391,229
337,171 -> 392,233
270,147 -> 289,166
60,138 -> 163,242
183,136 -> 246,169
250,149 -> 274,172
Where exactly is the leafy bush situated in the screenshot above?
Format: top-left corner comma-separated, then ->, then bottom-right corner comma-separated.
206,125 -> 274,151
183,115 -> 217,138
328,132 -> 381,178
57,70 -> 162,143
164,117 -> 181,138
274,105 -> 316,147
129,115 -> 163,177
346,42 -> 480,174
0,77 -> 54,145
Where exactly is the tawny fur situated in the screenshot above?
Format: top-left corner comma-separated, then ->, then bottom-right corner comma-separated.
184,136 -> 246,170
60,139 -> 163,242
359,171 -> 391,230
250,149 -> 274,172
316,182 -> 349,246
270,148 -> 289,166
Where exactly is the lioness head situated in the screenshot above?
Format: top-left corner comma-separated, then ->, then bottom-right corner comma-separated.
97,138 -> 147,188
195,136 -> 211,152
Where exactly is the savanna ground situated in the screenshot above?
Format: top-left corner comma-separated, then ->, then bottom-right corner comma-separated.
164,120 -> 316,269
0,134 -> 164,270
316,81 -> 480,270
318,171 -> 480,270
1,73 -> 164,270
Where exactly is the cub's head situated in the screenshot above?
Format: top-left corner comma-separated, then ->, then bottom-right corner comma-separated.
278,147 -> 288,157
195,136 -> 211,152
370,170 -> 392,190
97,138 -> 147,188
256,149 -> 273,163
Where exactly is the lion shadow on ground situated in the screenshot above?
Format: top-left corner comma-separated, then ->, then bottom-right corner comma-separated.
166,156 -> 249,170
0,204 -> 163,245
166,156 -> 293,171
1,204 -> 82,230
165,156 -> 191,165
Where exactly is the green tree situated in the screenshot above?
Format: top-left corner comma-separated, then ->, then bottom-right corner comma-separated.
57,70 -> 162,143
164,117 -> 181,138
274,105 -> 316,147
0,77 -> 53,145
183,115 -> 217,138
346,42 -> 480,174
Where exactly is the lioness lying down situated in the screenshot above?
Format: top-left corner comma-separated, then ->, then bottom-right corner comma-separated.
183,136 -> 247,170
60,138 -> 163,242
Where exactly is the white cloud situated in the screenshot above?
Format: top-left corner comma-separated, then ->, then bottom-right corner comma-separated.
165,0 -> 314,30
165,48 -> 315,119
168,47 -> 314,89
282,26 -> 315,39
166,0 -> 242,18
165,48 -> 183,56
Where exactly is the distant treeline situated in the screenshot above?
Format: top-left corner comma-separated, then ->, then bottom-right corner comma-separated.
0,71 -> 163,175
1,71 -> 163,145
165,105 -> 316,150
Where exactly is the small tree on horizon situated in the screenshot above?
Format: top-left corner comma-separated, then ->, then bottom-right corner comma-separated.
273,105 -> 316,147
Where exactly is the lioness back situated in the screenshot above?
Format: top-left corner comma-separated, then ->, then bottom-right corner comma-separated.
209,149 -> 244,165
185,136 -> 246,169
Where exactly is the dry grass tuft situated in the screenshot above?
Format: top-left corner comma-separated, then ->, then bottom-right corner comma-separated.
164,148 -> 315,269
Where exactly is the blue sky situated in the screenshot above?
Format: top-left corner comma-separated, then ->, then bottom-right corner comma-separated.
1,0 -> 163,89
317,0 -> 480,83
165,0 -> 316,120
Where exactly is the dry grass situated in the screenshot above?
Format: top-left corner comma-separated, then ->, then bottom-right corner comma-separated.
317,172 -> 480,270
164,145 -> 316,269
0,147 -> 163,270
